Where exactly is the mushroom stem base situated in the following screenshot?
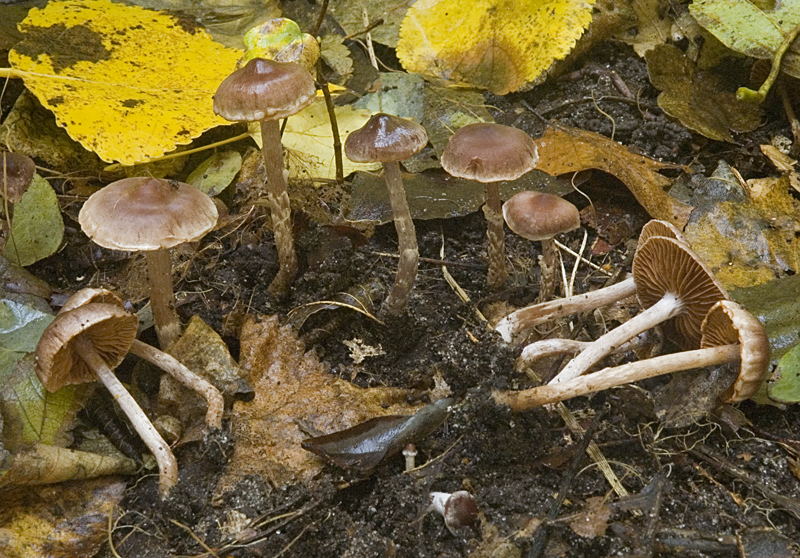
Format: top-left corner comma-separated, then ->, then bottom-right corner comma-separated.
381,161 -> 419,316
146,249 -> 181,350
483,200 -> 507,289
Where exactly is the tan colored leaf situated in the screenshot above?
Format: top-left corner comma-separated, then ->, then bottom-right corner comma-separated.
568,496 -> 611,538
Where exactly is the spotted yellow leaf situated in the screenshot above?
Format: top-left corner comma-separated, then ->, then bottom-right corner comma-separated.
397,0 -> 595,95
8,0 -> 242,164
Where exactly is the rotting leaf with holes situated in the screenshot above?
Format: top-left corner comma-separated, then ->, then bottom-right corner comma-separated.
534,124 -> 693,227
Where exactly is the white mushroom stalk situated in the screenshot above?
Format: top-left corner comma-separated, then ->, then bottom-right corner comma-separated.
518,334 -> 650,368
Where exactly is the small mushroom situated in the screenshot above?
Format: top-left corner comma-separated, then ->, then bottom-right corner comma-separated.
213,58 -> 316,296
1,152 -> 36,203
493,300 -> 769,410
441,123 -> 538,289
345,113 -> 428,315
429,491 -> 479,534
35,303 -> 178,497
78,177 -> 218,350
503,191 -> 580,301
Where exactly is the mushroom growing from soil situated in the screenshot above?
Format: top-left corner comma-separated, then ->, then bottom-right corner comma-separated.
345,113 -> 428,315
429,491 -> 479,534
78,177 -> 218,350
213,58 -> 316,296
502,190 -> 580,301
493,300 -> 769,411
441,123 -> 538,289
35,303 -> 178,497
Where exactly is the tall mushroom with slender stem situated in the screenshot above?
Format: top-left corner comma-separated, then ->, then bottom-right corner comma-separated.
35,303 -> 179,497
345,113 -> 428,316
79,177 -> 218,350
441,123 -> 538,289
493,300 -> 769,411
213,58 -> 316,296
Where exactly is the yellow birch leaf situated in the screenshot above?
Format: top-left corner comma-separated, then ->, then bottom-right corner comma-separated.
397,0 -> 595,95
8,0 -> 242,165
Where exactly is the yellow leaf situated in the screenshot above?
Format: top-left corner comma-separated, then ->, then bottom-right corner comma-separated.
396,0 -> 595,95
9,0 -> 242,164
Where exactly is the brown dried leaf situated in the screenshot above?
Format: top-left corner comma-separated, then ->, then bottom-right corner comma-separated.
568,496 -> 611,538
216,315 -> 421,493
535,125 -> 693,227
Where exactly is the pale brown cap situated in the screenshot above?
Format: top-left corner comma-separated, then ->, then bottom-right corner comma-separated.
345,113 -> 428,163
79,177 -> 218,251
61,288 -> 125,314
1,152 -> 36,203
502,191 -> 580,241
701,300 -> 770,403
441,123 -> 538,183
633,236 -> 729,349
213,58 -> 316,122
35,303 -> 138,391
637,219 -> 687,250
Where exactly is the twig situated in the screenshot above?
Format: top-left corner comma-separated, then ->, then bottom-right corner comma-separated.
342,18 -> 385,41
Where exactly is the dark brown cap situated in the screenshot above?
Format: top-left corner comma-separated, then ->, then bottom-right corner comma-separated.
79,177 -> 218,251
441,123 -> 538,182
502,191 -> 580,241
345,113 -> 428,163
213,58 -> 316,122
1,152 -> 36,203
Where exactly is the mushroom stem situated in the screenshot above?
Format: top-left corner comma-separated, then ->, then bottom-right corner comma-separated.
538,238 -> 558,302
261,118 -> 298,297
381,161 -> 419,315
145,248 -> 181,350
495,277 -> 637,344
494,343 -> 740,411
552,292 -> 684,384
72,334 -> 178,497
129,340 -> 224,430
483,183 -> 507,289
519,335 -> 649,367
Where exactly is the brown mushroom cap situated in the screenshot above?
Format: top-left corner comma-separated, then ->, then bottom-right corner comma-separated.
440,123 -> 538,183
35,303 -> 138,391
213,58 -> 316,122
637,219 -> 687,250
344,113 -> 428,163
701,300 -> 770,402
1,152 -> 36,203
633,236 -> 728,349
502,191 -> 580,241
78,177 -> 218,251
61,288 -> 125,313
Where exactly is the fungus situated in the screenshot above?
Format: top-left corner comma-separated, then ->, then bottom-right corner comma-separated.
78,177 -> 218,350
441,123 -> 538,289
493,300 -> 768,410
429,491 -> 479,534
35,303 -> 178,497
345,113 -> 428,315
1,152 -> 36,203
213,58 -> 316,296
503,191 -> 580,301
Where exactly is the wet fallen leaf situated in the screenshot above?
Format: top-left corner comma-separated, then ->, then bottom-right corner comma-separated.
568,496 -> 611,538
397,0 -> 595,95
3,175 -> 64,267
771,342 -> 800,403
320,33 -> 354,84
215,315 -> 424,493
186,151 -> 242,197
8,0 -> 242,164
534,125 -> 693,227
0,478 -> 125,558
645,44 -> 762,142
613,0 -> 672,56
328,0 -> 410,48
241,18 -> 319,71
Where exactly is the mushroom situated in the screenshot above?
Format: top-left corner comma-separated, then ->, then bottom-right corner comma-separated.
429,491 -> 479,534
441,123 -> 538,289
213,58 -> 316,296
1,152 -> 35,203
78,177 -> 218,350
345,113 -> 428,315
61,288 -> 223,430
549,235 -> 728,385
503,191 -> 580,301
495,219 -> 687,345
493,300 -> 769,410
35,303 -> 178,497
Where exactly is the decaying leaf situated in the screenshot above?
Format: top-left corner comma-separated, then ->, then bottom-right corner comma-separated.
645,44 -> 762,142
216,315 -> 423,493
534,125 -> 693,227
568,496 -> 611,538
320,33 -> 354,84
186,151 -> 243,197
3,175 -> 64,267
287,282 -> 383,330
771,342 -> 800,403
9,0 -> 242,164
397,0 -> 595,95
328,0 -> 411,48
612,0 -> 672,56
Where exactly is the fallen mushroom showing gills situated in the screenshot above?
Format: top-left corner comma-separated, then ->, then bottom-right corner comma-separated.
429,491 -> 479,535
441,123 -> 538,289
493,300 -> 769,411
78,177 -> 218,350
549,235 -> 728,385
495,218 -> 686,345
34,303 -> 178,497
213,58 -> 316,296
345,113 -> 428,315
502,191 -> 580,301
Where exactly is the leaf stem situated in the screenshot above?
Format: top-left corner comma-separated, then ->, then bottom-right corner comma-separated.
737,21 -> 800,103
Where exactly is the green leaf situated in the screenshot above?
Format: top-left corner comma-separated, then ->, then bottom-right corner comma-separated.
0,299 -> 54,354
186,151 -> 242,197
770,342 -> 800,403
2,175 -> 64,267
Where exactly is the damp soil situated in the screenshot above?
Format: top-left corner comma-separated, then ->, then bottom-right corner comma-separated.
26,41 -> 800,558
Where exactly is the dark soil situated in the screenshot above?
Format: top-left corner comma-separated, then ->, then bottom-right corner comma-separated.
23,40 -> 800,558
